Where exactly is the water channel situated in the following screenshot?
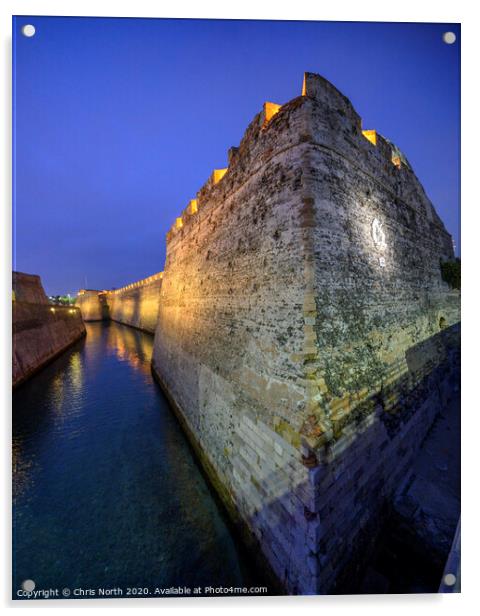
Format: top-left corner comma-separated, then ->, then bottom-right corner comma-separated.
13,322 -> 266,598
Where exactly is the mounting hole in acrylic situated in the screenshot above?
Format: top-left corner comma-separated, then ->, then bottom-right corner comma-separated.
22,24 -> 36,38
22,579 -> 36,591
442,31 -> 456,44
443,573 -> 456,586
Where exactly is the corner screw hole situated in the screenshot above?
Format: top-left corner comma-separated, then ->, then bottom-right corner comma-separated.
443,32 -> 456,45
22,24 -> 36,38
22,579 -> 36,591
443,573 -> 456,586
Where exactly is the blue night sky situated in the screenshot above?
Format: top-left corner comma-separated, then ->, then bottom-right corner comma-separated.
13,17 -> 460,295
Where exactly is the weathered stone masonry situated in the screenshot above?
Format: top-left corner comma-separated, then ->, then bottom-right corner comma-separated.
150,73 -> 460,593
75,289 -> 109,321
108,273 -> 163,334
76,273 -> 163,334
13,272 -> 86,388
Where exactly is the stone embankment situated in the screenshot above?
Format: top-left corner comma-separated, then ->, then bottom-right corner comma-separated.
13,272 -> 85,387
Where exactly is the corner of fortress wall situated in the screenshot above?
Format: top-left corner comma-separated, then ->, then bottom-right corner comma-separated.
150,72 -> 460,593
76,289 -> 110,322
13,271 -> 50,305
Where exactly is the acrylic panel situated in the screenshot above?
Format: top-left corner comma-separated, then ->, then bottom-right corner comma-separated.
12,16 -> 460,600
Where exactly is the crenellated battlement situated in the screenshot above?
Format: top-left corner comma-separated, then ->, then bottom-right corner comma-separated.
164,88 -> 298,248
166,165 -> 231,243
107,271 -> 163,295
164,72 -> 432,255
262,101 -> 282,125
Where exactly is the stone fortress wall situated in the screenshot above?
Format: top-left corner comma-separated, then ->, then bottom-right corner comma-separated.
13,272 -> 85,388
107,273 -> 163,334
149,73 -> 460,593
74,72 -> 460,593
75,289 -> 109,321
12,271 -> 50,305
76,274 -> 163,334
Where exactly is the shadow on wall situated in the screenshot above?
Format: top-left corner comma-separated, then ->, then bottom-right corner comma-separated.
161,323 -> 460,595
101,299 -> 110,321
405,324 -> 459,378
107,280 -> 163,334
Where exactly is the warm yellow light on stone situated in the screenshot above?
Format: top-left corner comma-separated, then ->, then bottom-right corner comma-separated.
263,102 -> 281,124
188,199 -> 198,215
213,169 -> 228,184
176,217 -> 183,229
362,130 -> 377,146
392,155 -> 401,168
302,73 -> 307,96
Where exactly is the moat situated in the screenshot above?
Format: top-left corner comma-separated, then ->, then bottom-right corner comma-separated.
13,322 -> 266,597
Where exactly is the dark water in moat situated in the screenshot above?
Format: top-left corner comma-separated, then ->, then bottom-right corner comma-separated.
13,322 -> 264,599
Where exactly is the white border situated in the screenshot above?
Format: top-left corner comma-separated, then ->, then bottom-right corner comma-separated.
1,1 -> 477,614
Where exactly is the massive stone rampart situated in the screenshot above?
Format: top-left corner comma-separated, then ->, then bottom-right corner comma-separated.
13,273 -> 86,388
150,72 -> 460,593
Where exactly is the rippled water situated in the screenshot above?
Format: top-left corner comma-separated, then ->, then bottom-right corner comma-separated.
13,322 -> 262,598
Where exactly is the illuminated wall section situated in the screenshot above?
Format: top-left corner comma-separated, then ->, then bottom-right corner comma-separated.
362,129 -> 377,145
212,168 -> 228,184
106,272 -> 163,334
263,101 -> 281,125
76,290 -> 108,321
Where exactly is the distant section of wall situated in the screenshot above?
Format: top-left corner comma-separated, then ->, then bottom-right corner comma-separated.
76,275 -> 163,333
13,272 -> 86,387
13,272 -> 49,304
107,273 -> 163,334
76,290 -> 109,321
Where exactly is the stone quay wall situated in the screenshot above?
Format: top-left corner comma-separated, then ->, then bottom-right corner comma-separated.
150,72 -> 460,593
13,273 -> 85,388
